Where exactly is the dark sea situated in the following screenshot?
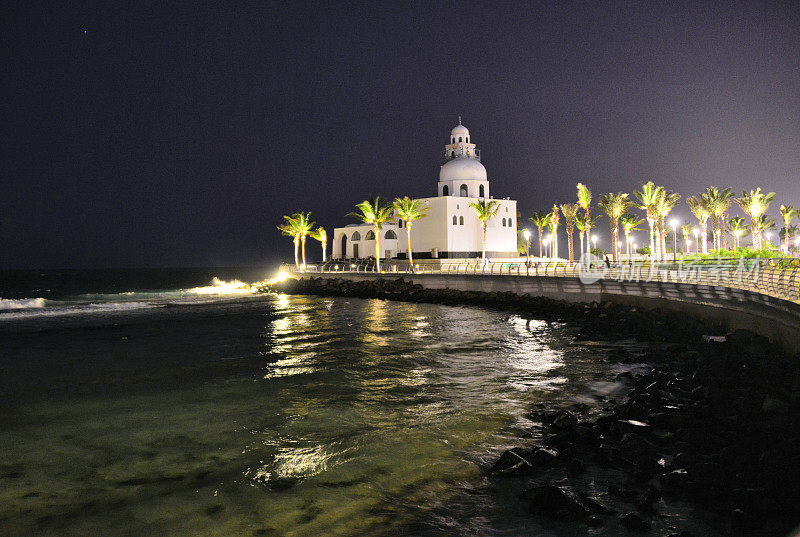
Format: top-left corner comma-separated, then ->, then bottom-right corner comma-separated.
0,268 -> 720,536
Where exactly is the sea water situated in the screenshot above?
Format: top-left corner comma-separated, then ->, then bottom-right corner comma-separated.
0,269 -> 718,536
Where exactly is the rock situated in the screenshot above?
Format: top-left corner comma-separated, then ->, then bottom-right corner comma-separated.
761,397 -> 789,415
586,516 -> 604,527
661,469 -> 689,491
619,512 -> 651,531
521,485 -> 589,520
490,448 -> 532,476
618,433 -> 657,465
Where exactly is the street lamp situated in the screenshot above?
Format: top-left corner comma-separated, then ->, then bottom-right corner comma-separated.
670,219 -> 678,262
693,227 -> 700,254
523,229 -> 531,262
544,237 -> 551,260
591,234 -> 598,254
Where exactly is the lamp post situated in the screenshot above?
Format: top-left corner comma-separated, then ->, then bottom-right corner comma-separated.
544,237 -> 551,260
632,243 -> 637,260
693,227 -> 700,255
671,219 -> 678,263
523,229 -> 531,263
591,235 -> 598,256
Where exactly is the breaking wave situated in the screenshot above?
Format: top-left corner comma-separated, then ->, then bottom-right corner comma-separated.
0,297 -> 47,311
0,278 -> 256,321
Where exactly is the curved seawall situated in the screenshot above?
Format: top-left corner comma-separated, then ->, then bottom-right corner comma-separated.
297,272 -> 800,354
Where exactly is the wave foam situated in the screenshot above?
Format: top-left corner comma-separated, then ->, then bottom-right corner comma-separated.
0,297 -> 47,311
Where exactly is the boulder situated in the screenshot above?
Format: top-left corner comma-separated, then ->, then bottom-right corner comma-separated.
521,485 -> 589,520
619,512 -> 651,531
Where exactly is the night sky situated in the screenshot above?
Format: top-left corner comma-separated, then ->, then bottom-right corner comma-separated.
3,1 -> 800,269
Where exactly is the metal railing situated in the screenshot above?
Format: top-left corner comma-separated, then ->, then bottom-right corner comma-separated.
281,257 -> 800,304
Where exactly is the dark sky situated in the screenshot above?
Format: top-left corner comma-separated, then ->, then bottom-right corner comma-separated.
3,1 -> 800,269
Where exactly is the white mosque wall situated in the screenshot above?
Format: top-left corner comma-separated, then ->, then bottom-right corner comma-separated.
332,223 -> 399,260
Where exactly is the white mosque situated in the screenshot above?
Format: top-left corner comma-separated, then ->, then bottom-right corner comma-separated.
332,120 -> 518,261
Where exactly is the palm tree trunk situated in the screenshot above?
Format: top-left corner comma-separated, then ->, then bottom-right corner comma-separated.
375,227 -> 381,273
538,228 -> 543,257
701,222 -> 708,253
482,223 -> 487,260
648,219 -> 655,258
406,222 -> 414,267
578,233 -> 584,260
321,242 -> 326,262
612,224 -> 618,262
301,236 -> 307,267
567,226 -> 574,263
553,230 -> 558,259
293,237 -> 300,268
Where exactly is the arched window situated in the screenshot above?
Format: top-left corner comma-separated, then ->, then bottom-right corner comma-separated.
502,218 -> 506,227
450,151 -> 455,158
442,185 -> 449,196
452,215 -> 458,225
460,184 -> 468,197
452,137 -> 455,143
466,137 -> 469,143
397,219 -> 403,228
479,185 -> 485,197
458,137 -> 463,142
365,230 -> 375,240
459,216 -> 464,225
385,230 -> 397,239
351,231 -> 361,241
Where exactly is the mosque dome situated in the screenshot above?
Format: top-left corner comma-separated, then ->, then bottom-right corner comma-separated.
439,157 -> 487,181
451,123 -> 469,138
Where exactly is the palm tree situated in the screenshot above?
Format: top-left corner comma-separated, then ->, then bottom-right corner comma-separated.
529,210 -> 552,258
548,205 -> 560,259
560,203 -> 580,263
728,216 -> 747,250
293,212 -> 314,267
576,183 -> 592,256
656,191 -> 681,258
598,192 -> 631,262
704,187 -> 734,250
779,205 -> 796,254
469,199 -> 501,261
277,215 -> 303,268
734,188 -> 775,249
348,197 -> 394,273
620,214 -> 644,259
786,225 -> 799,254
309,226 -> 327,262
634,181 -> 665,259
750,214 -> 777,249
687,195 -> 711,254
681,223 -> 693,254
392,196 -> 429,267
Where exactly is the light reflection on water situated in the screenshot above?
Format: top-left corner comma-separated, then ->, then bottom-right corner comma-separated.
0,293 -> 668,536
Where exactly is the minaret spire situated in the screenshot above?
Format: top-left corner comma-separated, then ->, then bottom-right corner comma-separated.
458,115 -> 462,125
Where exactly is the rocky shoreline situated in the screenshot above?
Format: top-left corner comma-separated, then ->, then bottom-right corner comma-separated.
262,277 -> 800,536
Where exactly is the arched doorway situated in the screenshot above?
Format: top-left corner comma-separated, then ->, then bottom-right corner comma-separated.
442,185 -> 449,196
479,185 -> 485,197
460,184 -> 468,197
340,233 -> 347,259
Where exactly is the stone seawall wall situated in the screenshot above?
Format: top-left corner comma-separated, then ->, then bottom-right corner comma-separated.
298,272 -> 800,354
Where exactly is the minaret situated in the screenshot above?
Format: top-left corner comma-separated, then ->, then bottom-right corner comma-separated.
443,117 -> 479,161
438,119 -> 489,198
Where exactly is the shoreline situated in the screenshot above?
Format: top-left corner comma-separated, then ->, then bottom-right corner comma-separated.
264,277 -> 800,536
